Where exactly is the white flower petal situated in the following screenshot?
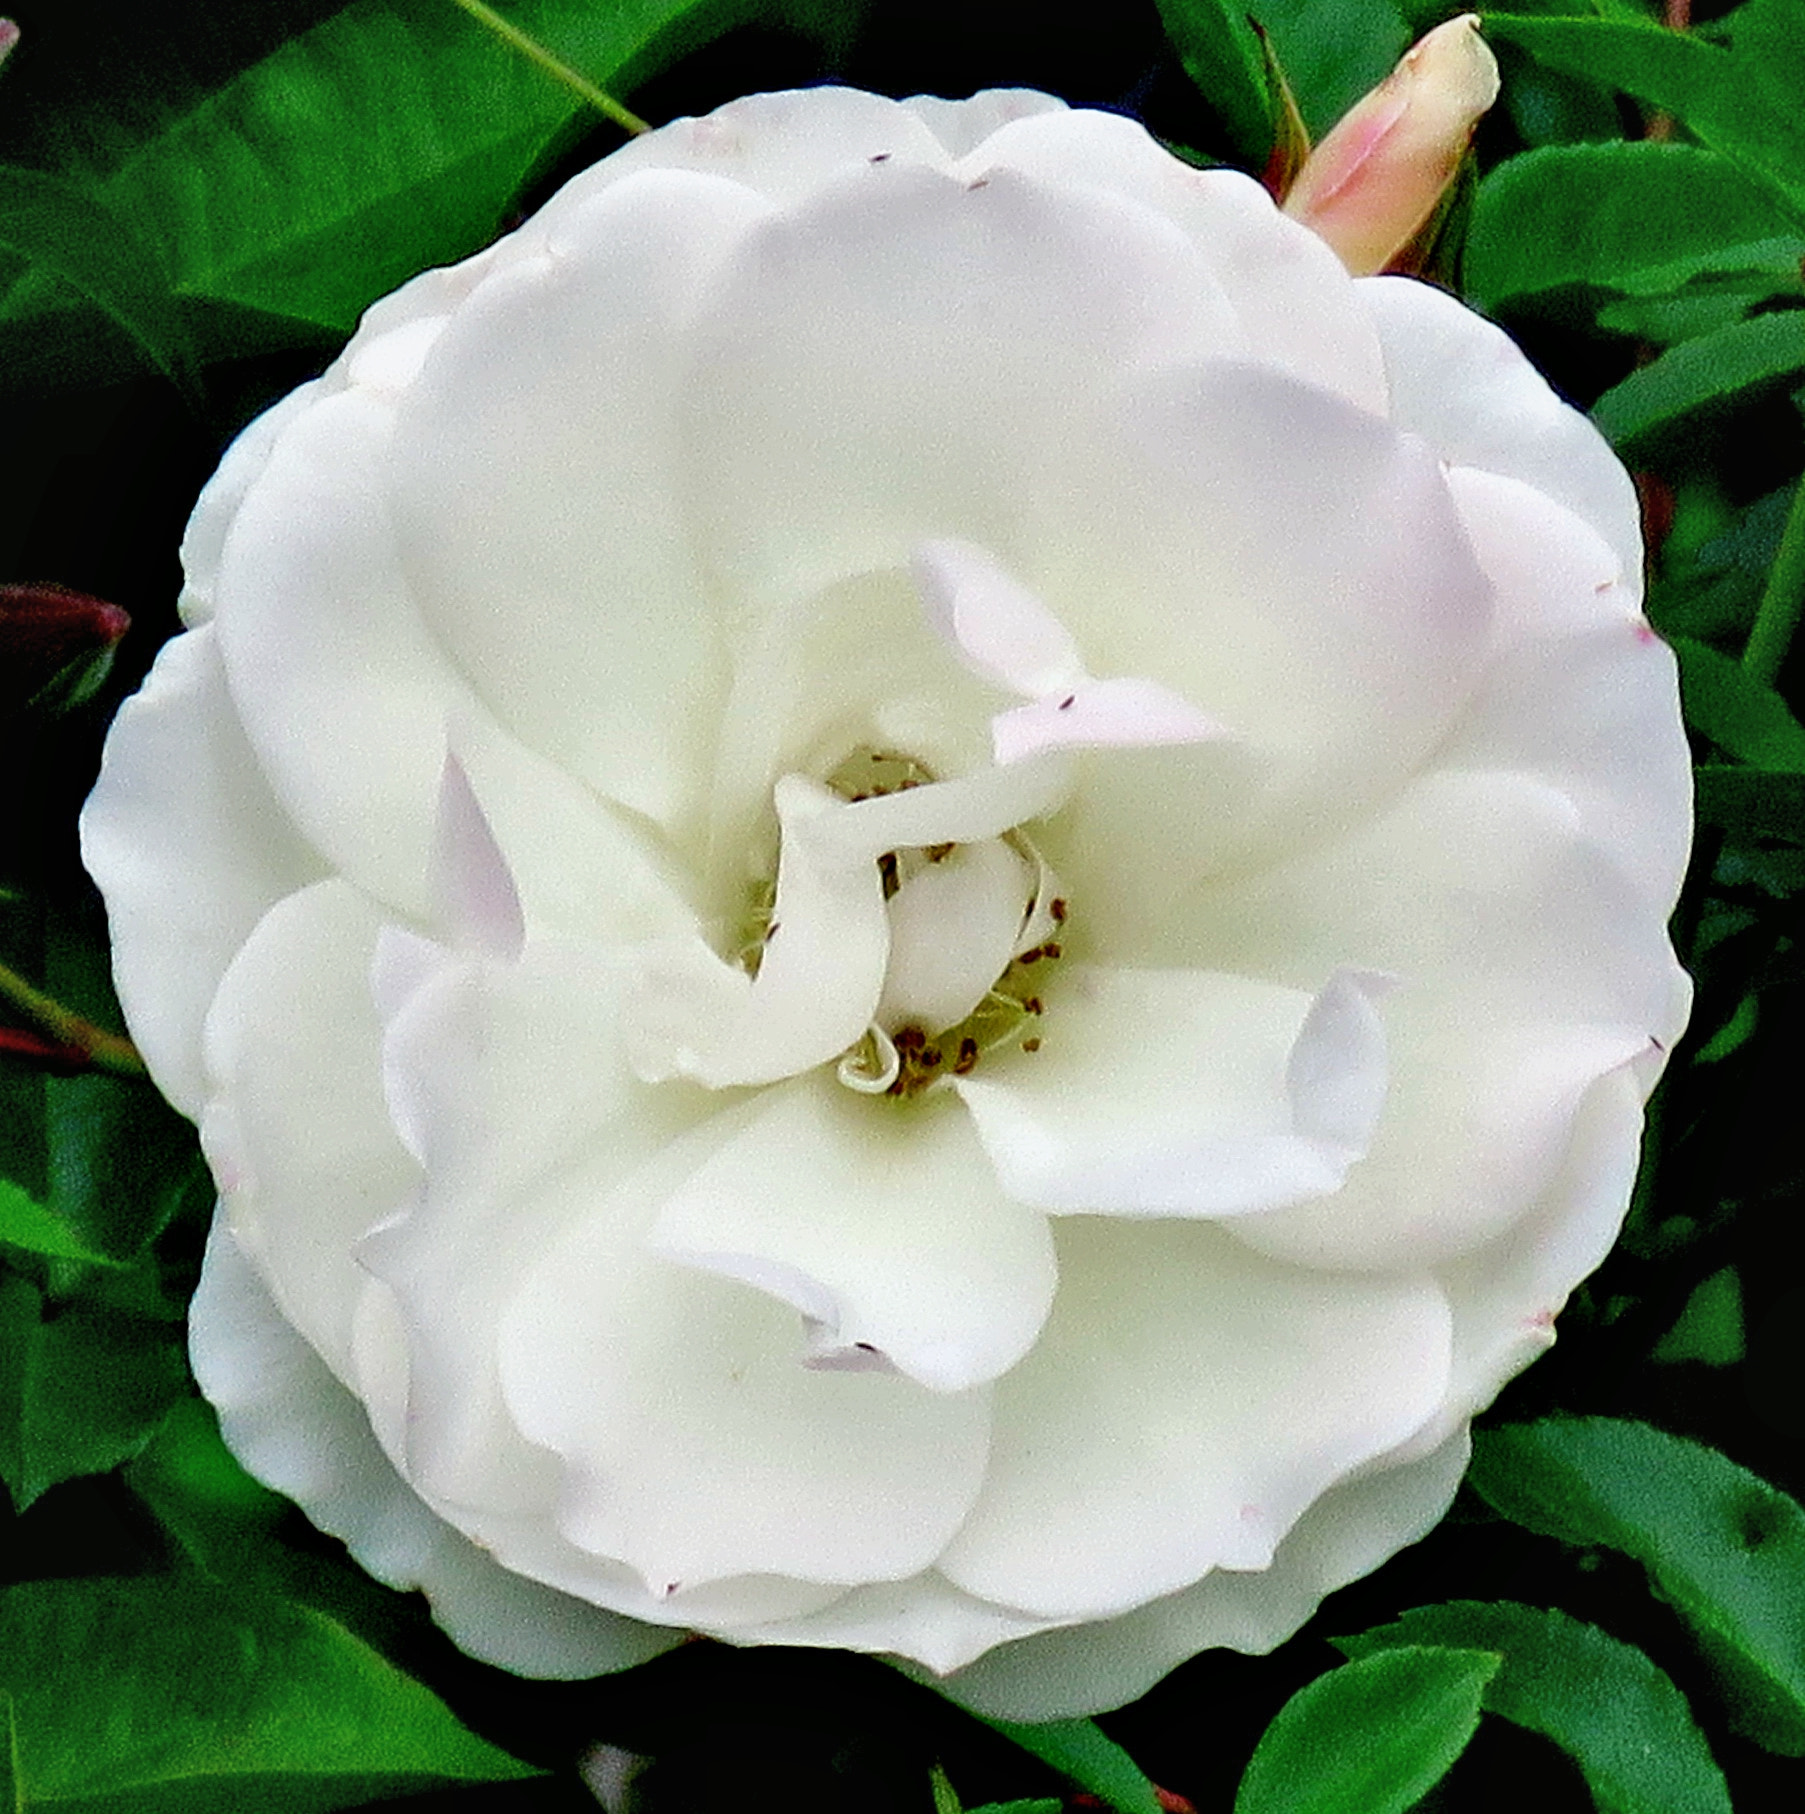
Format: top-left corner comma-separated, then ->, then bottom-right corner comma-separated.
1169,766 -> 1683,1038
1443,466 -> 1690,911
432,755 -> 524,961
930,1431 -> 1471,1718
966,109 -> 1389,413
583,88 -> 959,204
199,880 -> 420,1379
1360,273 -> 1643,585
1227,1015 -> 1654,1272
680,159 -> 1245,610
913,537 -> 1084,698
390,169 -> 774,825
990,677 -> 1230,765
725,1569 -> 1073,1676
877,838 -> 1031,1035
78,626 -> 325,1117
177,381 -> 329,627
649,1074 -> 1057,1393
191,1220 -> 679,1679
820,753 -> 1072,857
359,933 -> 710,1514
1436,1065 -> 1648,1422
626,776 -> 891,1088
936,1218 -> 1451,1619
955,967 -> 1387,1217
497,1119 -> 994,1594
902,90 -> 1069,159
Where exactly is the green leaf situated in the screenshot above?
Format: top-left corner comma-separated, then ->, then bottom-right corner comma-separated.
982,1719 -> 1159,1814
1250,0 -> 1410,138
0,0 -> 741,364
0,1271 -> 38,1504
1671,635 -> 1805,769
1159,0 -> 1409,161
1591,311 -> 1805,456
1233,1647 -> 1498,1814
1695,991 -> 1759,1063
1155,0 -> 1275,163
1482,6 -> 1805,223
0,165 -> 199,398
0,893 -> 211,1265
1597,279 -> 1790,348
1653,1267 -> 1747,1366
931,1763 -> 963,1814
1470,1419 -> 1805,1754
969,1803 -> 1063,1814
1465,143 -> 1803,313
98,0 -> 667,331
1694,765 -> 1805,840
1,1693 -> 21,1814
0,1577 -> 536,1812
1338,1602 -> 1732,1814
0,1178 -> 118,1267
0,1300 -> 187,1511
125,1396 -> 289,1568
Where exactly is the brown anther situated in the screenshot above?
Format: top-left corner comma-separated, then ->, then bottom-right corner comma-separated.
1021,1036 -> 1042,1053
764,920 -> 781,941
921,1046 -> 942,1068
894,1026 -> 926,1052
953,1037 -> 979,1075
1024,996 -> 1043,1015
1050,897 -> 1067,922
1041,941 -> 1062,960
924,842 -> 954,863
1018,947 -> 1043,965
1058,694 -> 1076,710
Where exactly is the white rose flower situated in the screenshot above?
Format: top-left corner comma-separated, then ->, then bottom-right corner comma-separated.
81,86 -> 1691,1720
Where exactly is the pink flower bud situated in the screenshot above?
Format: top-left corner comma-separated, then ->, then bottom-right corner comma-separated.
0,583 -> 131,714
0,21 -> 19,68
1281,14 -> 1500,276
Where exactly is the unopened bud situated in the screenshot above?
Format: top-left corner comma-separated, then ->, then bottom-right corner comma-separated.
1281,14 -> 1500,277
0,21 -> 19,69
1,582 -> 131,715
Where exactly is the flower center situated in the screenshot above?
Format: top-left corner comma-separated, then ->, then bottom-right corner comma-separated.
623,539 -> 1227,1095
802,747 -> 1067,1099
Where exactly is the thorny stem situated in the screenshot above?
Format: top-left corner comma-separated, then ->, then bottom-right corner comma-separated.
0,958 -> 146,1078
1741,472 -> 1805,687
446,0 -> 652,135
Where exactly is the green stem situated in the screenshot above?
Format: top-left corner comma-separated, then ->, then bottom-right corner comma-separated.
0,958 -> 146,1078
1741,471 -> 1805,686
446,0 -> 651,135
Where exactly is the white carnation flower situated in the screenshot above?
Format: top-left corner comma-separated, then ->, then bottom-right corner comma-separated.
82,87 -> 1691,1719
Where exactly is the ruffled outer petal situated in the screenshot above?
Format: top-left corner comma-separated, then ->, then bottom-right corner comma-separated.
934,1218 -> 1450,1618
358,929 -> 714,1514
199,880 -> 417,1379
1360,274 -> 1644,585
191,1219 -> 678,1678
965,109 -> 1388,414
929,1430 -> 1472,1718
79,626 -> 326,1117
